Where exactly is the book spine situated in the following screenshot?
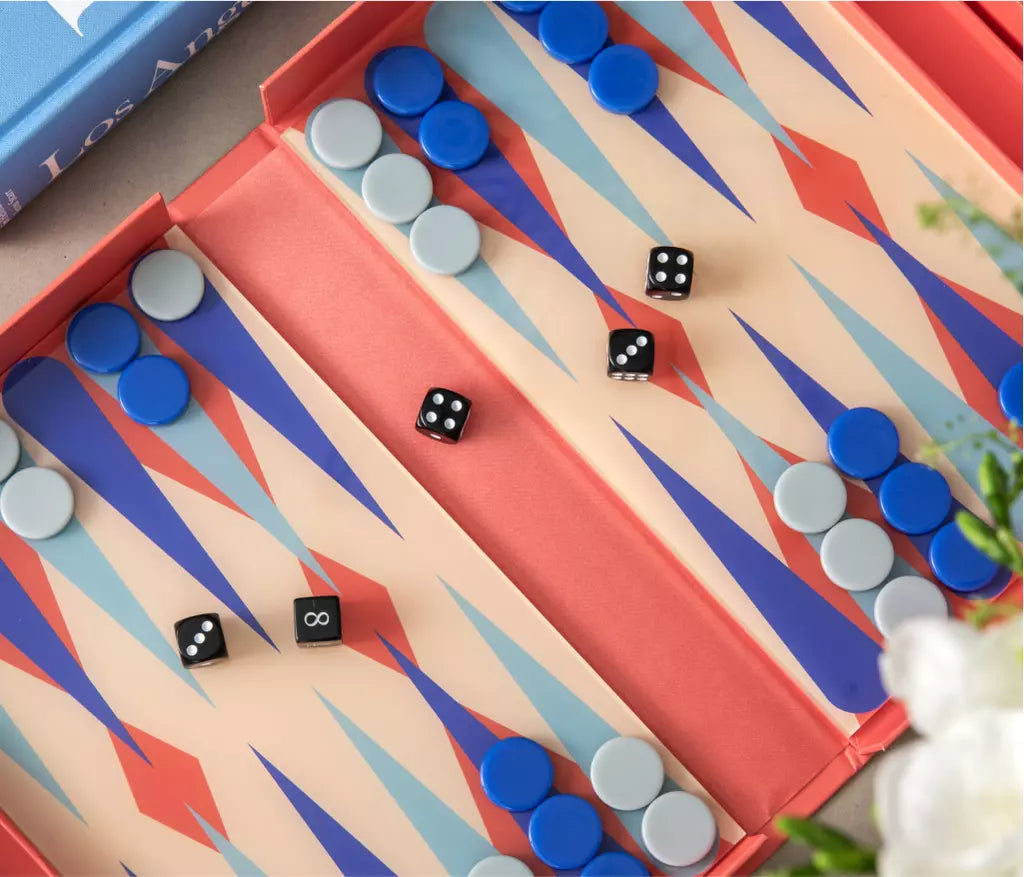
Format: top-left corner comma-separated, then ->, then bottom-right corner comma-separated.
0,0 -> 250,228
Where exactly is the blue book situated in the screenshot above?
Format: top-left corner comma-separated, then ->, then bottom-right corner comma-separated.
0,0 -> 248,227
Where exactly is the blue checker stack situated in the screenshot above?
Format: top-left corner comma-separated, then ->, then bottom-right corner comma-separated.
498,0 -> 548,12
827,407 -> 900,479
66,303 -> 141,374
117,355 -> 191,426
419,100 -> 491,170
929,521 -> 1000,593
999,361 -> 1022,424
370,45 -> 444,117
588,44 -> 659,115
879,463 -> 952,535
480,736 -> 553,812
582,851 -> 649,876
776,400 -> 1000,625
538,1 -> 609,64
528,794 -> 603,870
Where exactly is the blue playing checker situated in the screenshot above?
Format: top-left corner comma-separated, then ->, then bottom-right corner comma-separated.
498,1 -> 548,12
588,45 -> 658,114
480,737 -> 553,812
827,407 -> 900,480
370,46 -> 444,117
879,463 -> 952,535
66,303 -> 140,374
528,794 -> 603,870
419,100 -> 491,170
539,1 -> 609,64
582,852 -> 648,876
929,521 -> 998,593
998,362 -> 1022,424
117,356 -> 191,426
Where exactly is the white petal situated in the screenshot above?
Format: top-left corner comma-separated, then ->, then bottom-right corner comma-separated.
880,617 -> 979,735
876,712 -> 1024,876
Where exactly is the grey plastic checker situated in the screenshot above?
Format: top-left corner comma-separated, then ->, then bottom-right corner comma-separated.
131,249 -> 205,322
0,420 -> 20,483
361,153 -> 433,224
875,575 -> 948,637
309,98 -> 383,171
820,518 -> 894,592
468,855 -> 532,877
773,461 -> 846,534
641,791 -> 717,868
0,467 -> 74,540
590,736 -> 664,811
410,205 -> 481,275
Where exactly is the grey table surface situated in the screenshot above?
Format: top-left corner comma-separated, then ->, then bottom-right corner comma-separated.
0,2 -> 884,871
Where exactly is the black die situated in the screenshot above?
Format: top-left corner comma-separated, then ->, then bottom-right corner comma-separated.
174,613 -> 228,668
608,329 -> 655,381
646,246 -> 693,299
294,595 -> 342,647
416,388 -> 471,443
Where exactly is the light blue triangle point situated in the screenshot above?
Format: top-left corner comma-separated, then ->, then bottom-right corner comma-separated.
424,1 -> 667,241
317,690 -> 494,876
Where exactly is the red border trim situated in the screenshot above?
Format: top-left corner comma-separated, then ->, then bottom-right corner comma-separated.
0,811 -> 57,877
970,1 -> 1024,55
844,1 -> 1022,188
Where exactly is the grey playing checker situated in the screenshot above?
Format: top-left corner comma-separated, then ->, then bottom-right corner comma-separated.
590,736 -> 664,811
309,98 -> 383,171
874,575 -> 948,637
773,461 -> 847,534
0,467 -> 75,540
820,518 -> 894,591
361,153 -> 434,224
467,856 -> 532,877
410,205 -> 481,276
131,249 -> 206,322
641,790 -> 718,868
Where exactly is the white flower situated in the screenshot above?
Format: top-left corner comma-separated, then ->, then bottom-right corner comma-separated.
879,616 -> 1022,736
876,710 -> 1023,876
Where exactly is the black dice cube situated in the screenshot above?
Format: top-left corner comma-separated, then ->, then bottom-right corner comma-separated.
646,246 -> 694,299
608,329 -> 655,381
416,388 -> 471,443
174,613 -> 228,668
294,595 -> 342,647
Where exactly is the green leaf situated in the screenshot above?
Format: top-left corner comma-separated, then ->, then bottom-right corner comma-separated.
759,866 -> 822,877
995,528 -> 1024,573
811,847 -> 878,873
965,600 -> 1023,629
956,511 -> 1014,566
775,817 -> 857,852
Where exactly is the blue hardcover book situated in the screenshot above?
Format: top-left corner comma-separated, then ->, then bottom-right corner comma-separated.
0,0 -> 249,227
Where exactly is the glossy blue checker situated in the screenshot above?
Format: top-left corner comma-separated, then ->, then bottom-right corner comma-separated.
528,794 -> 603,870
66,303 -> 140,374
538,1 -> 609,64
879,463 -> 952,535
826,407 -> 900,480
588,45 -> 658,114
999,362 -> 1022,424
582,851 -> 648,876
480,737 -> 553,812
498,0 -> 548,11
929,521 -> 998,593
117,356 -> 191,426
419,100 -> 491,170
370,46 -> 444,117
